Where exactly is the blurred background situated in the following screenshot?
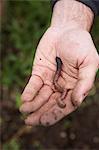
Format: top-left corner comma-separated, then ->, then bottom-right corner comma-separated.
1,0 -> 99,149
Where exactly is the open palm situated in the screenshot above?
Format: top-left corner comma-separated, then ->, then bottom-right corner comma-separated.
20,27 -> 99,126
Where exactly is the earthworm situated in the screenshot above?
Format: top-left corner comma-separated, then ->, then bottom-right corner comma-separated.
53,57 -> 67,108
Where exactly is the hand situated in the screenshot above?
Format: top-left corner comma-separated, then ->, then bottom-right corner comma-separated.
20,0 -> 99,126
20,26 -> 99,126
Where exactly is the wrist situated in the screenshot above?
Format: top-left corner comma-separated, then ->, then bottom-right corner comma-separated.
51,0 -> 94,31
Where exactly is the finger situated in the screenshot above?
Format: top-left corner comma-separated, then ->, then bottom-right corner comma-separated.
25,92 -> 61,126
20,85 -> 53,113
21,75 -> 43,103
40,90 -> 75,126
71,64 -> 98,107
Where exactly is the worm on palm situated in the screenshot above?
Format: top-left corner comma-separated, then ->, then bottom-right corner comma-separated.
53,57 -> 67,108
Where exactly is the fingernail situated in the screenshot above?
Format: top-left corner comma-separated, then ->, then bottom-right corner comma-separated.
72,96 -> 83,107
78,96 -> 83,106
19,105 -> 26,113
25,118 -> 32,125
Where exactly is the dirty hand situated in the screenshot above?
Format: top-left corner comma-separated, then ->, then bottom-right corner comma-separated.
20,0 -> 99,126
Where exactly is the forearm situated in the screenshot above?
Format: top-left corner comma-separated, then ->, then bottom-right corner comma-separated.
51,0 -> 94,31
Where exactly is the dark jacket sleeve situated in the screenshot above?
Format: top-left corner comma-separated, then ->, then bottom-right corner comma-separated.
51,0 -> 99,15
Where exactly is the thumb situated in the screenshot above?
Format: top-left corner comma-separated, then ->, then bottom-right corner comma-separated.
71,64 -> 98,107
